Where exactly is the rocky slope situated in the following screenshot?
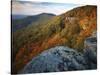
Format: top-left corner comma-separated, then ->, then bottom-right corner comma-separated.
19,32 -> 97,73
20,41 -> 97,73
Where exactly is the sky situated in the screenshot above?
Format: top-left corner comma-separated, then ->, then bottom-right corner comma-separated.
12,1 -> 83,15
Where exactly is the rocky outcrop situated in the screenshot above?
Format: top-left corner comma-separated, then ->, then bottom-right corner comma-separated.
19,44 -> 97,73
19,31 -> 97,74
84,32 -> 97,69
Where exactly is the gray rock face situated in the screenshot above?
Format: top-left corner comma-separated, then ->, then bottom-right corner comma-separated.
84,36 -> 97,69
19,45 -> 97,73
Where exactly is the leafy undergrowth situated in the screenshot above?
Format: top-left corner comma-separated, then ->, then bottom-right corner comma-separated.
12,5 -> 97,74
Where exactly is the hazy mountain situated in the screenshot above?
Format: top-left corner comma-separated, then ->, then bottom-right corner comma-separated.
12,13 -> 56,32
12,15 -> 28,20
12,5 -> 97,74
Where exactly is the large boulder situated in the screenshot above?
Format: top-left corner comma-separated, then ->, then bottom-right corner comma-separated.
19,45 -> 96,74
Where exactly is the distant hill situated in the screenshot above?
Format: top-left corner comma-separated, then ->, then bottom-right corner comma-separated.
12,13 -> 56,32
12,5 -> 97,74
12,15 -> 28,20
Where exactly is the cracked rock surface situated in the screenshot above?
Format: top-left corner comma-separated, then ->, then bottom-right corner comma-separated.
20,43 -> 97,74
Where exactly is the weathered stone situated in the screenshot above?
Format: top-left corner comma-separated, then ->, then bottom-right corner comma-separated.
19,45 -> 97,74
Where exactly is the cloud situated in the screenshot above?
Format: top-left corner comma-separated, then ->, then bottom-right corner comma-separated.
12,1 -> 82,15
